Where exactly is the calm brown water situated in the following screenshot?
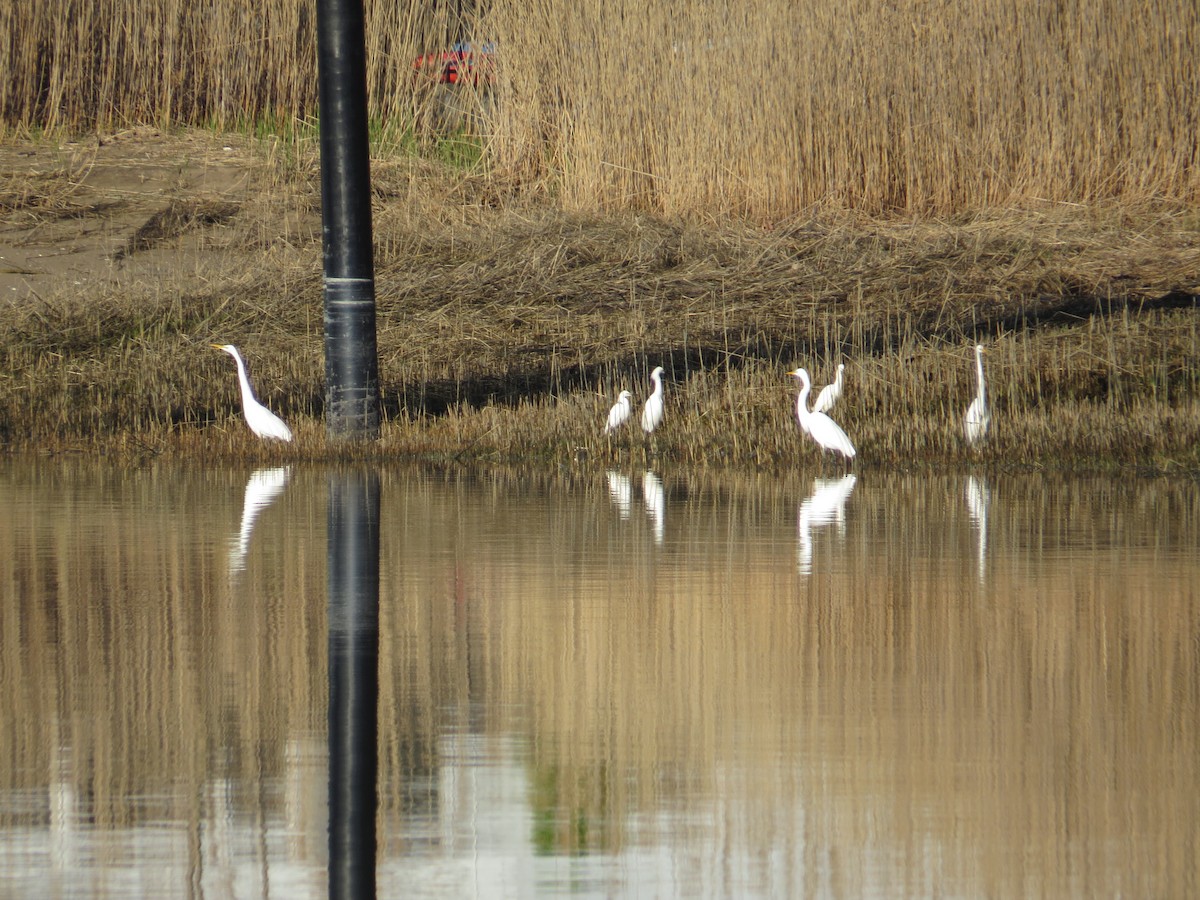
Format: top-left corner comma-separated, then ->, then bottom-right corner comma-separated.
1,460 -> 1197,898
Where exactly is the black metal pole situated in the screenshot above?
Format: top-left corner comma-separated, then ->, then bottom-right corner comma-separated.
327,471 -> 381,899
316,0 -> 381,439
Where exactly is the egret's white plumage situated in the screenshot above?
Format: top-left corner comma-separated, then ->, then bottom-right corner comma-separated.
641,366 -> 665,434
812,363 -> 845,415
604,390 -> 633,435
212,343 -> 294,442
795,386 -> 812,436
789,367 -> 855,460
963,343 -> 990,445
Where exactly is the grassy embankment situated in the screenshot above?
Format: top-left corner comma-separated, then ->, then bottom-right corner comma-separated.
1,1 -> 1198,469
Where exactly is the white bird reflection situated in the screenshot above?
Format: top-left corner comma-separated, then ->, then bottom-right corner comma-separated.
229,466 -> 291,573
965,475 -> 990,583
643,471 -> 666,545
797,475 -> 857,575
606,470 -> 633,520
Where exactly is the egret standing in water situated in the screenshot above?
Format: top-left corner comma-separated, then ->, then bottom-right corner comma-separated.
603,389 -> 633,435
789,367 -> 855,462
641,366 -> 665,434
812,363 -> 846,415
963,343 -> 990,445
211,343 -> 294,442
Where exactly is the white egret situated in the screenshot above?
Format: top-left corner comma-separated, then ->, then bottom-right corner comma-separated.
211,344 -> 294,442
812,363 -> 846,415
603,389 -> 633,435
789,368 -> 856,461
963,343 -> 990,445
641,366 -> 665,434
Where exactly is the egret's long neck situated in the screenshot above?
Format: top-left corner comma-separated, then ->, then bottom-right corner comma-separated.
651,374 -> 662,397
233,354 -> 258,405
797,380 -> 811,420
975,352 -> 986,401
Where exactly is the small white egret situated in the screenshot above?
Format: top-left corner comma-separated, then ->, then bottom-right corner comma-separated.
789,367 -> 856,461
963,343 -> 990,445
641,366 -> 665,434
812,363 -> 845,415
603,390 -> 633,435
211,343 -> 294,442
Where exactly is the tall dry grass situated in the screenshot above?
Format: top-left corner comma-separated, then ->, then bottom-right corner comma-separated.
3,0 -> 1198,216
484,0 -> 1200,215
0,0 -> 473,131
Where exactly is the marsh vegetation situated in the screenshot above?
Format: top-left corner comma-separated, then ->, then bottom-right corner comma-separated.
2,1 -> 1198,468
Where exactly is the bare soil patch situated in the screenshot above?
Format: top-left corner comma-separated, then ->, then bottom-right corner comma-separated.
0,129 -> 269,297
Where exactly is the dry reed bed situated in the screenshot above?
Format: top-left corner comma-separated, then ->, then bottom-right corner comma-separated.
4,1 -> 1199,219
2,140 -> 1199,470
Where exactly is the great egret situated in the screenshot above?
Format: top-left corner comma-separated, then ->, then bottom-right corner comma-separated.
211,344 -> 294,442
604,390 -> 633,435
789,368 -> 856,461
963,343 -> 990,445
641,366 -> 665,434
812,363 -> 846,415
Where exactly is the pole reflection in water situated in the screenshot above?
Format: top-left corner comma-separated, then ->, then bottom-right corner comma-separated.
229,466 -> 292,574
965,475 -> 990,583
643,471 -> 665,545
796,474 -> 857,575
327,471 -> 381,899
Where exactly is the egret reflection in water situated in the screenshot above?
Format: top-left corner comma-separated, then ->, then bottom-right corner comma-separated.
606,470 -> 633,520
229,466 -> 291,574
965,475 -> 990,582
797,474 -> 857,575
643,471 -> 666,545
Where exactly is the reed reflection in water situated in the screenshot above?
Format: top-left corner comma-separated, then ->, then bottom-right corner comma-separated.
0,461 -> 1198,897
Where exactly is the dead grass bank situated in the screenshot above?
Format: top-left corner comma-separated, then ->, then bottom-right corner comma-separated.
1,133 -> 1198,471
